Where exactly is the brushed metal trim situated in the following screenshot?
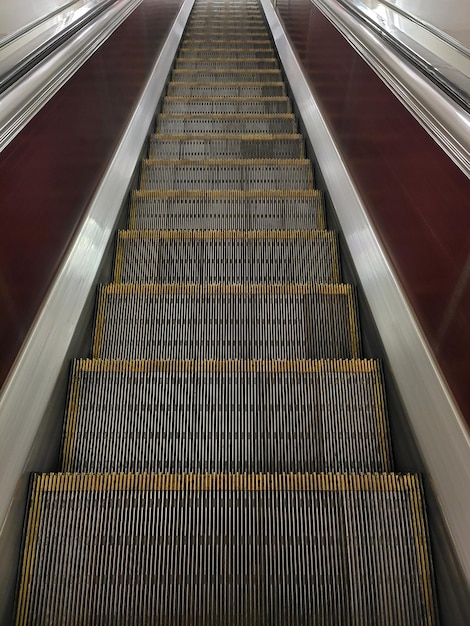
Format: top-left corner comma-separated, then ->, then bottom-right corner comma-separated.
0,0 -> 117,92
0,0 -> 195,535
261,0 -> 470,587
308,0 -> 470,178
0,0 -> 142,152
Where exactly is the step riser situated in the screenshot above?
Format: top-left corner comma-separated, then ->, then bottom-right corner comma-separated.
157,117 -> 295,134
161,99 -> 290,114
63,360 -> 391,473
149,136 -> 302,159
16,474 -> 435,626
181,40 -> 272,49
178,49 -> 275,58
129,192 -> 324,230
175,60 -> 278,70
140,162 -> 313,191
92,286 -> 361,361
166,84 -> 285,97
172,70 -> 281,82
113,232 -> 340,284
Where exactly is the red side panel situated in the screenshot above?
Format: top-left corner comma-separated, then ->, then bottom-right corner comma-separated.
0,0 -> 183,387
277,0 -> 470,428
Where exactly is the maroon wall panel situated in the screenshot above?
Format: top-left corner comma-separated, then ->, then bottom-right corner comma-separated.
278,0 -> 470,427
0,0 -> 183,388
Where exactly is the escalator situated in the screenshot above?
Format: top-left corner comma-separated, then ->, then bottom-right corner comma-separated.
14,0 -> 438,623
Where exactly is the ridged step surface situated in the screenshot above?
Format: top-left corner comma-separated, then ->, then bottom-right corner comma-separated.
129,190 -> 324,230
175,58 -> 277,70
178,47 -> 275,58
113,230 -> 340,284
157,114 -> 296,134
162,97 -> 291,114
92,284 -> 361,360
166,82 -> 285,97
63,359 -> 391,473
172,69 -> 281,82
16,473 -> 435,626
181,38 -> 272,47
149,134 -> 302,159
140,159 -> 313,191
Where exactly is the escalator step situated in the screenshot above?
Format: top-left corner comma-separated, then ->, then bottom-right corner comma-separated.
181,39 -> 272,49
175,59 -> 278,70
62,358 -> 392,473
16,473 -> 435,626
129,190 -> 325,230
92,283 -> 361,360
166,82 -> 285,97
149,134 -> 302,159
178,48 -> 276,58
161,97 -> 291,114
156,114 -> 296,134
172,69 -> 282,82
185,27 -> 269,35
139,159 -> 313,191
113,229 -> 340,284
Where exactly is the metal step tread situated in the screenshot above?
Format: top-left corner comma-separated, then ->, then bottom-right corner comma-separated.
129,189 -> 325,230
92,283 -> 361,360
181,40 -> 273,49
175,59 -> 278,69
62,358 -> 392,474
150,134 -> 303,158
178,48 -> 275,58
16,472 -> 436,626
167,83 -> 286,97
113,229 -> 341,285
139,158 -> 314,191
171,69 -> 282,82
162,97 -> 290,114
157,115 -> 297,135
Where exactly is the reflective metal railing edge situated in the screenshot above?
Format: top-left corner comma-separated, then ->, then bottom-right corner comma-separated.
0,0 -> 118,94
0,0 -> 195,537
309,0 -> 470,180
260,0 -> 470,588
0,0 -> 141,153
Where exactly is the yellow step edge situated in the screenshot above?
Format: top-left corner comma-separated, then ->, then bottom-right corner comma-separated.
116,228 -> 334,241
97,282 -> 354,297
152,134 -> 301,141
28,472 -> 421,493
71,357 -> 381,375
141,158 -> 309,166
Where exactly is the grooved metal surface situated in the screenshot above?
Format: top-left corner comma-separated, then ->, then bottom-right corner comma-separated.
129,190 -> 325,230
63,359 -> 392,473
140,159 -> 313,190
150,135 -> 301,158
157,114 -> 296,134
92,284 -> 361,360
175,58 -> 278,70
178,48 -> 275,58
16,473 -> 435,626
162,97 -> 290,114
12,0 -> 439,622
113,230 -> 340,284
166,82 -> 285,97
172,69 -> 281,82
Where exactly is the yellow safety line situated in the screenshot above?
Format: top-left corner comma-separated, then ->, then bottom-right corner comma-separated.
15,476 -> 43,625
100,282 -> 353,296
117,229 -> 333,241
92,287 -> 107,358
61,362 -> 82,472
407,475 -> 437,625
75,357 -> 379,374
32,472 -> 416,493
